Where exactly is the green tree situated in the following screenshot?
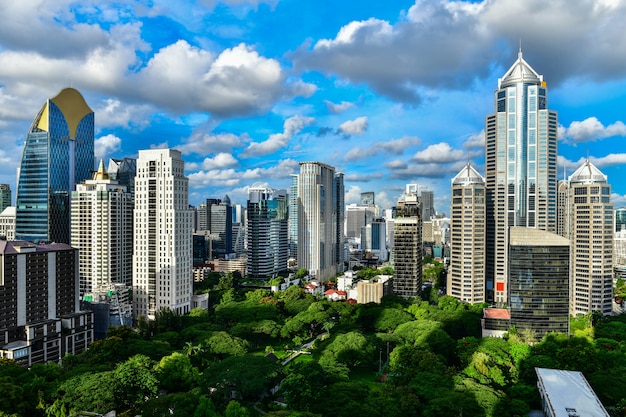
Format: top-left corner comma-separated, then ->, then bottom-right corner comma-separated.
224,400 -> 251,417
54,371 -> 116,414
156,352 -> 199,392
202,355 -> 282,400
113,354 -> 159,410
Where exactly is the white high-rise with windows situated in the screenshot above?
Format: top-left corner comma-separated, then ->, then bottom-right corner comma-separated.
568,160 -> 613,316
133,149 -> 193,320
71,160 -> 133,296
448,163 -> 486,304
485,49 -> 558,304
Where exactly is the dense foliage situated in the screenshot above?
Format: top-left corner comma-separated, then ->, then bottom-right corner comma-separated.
3,277 -> 626,417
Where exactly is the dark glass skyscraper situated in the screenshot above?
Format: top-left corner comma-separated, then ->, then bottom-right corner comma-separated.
16,88 -> 94,244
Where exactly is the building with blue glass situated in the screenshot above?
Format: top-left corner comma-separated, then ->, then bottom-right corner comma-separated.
485,50 -> 558,305
15,88 -> 94,244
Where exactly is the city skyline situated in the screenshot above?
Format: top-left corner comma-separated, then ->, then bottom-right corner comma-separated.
1,1 -> 626,211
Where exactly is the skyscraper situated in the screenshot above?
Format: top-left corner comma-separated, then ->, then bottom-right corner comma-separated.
297,162 -> 343,281
247,187 -> 288,280
485,50 -> 558,304
133,149 -> 193,320
0,185 -> 11,214
71,160 -> 133,296
568,160 -> 613,316
204,197 -> 233,258
615,207 -> 626,233
448,163 -> 486,304
392,184 -> 422,298
420,190 -> 436,220
16,87 -> 94,244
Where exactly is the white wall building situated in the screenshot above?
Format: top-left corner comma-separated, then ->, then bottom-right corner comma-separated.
133,149 -> 193,320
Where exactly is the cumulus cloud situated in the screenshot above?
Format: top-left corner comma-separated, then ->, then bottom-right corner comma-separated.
344,136 -> 420,160
338,116 -> 368,135
94,98 -> 153,129
559,117 -> 626,143
95,134 -> 122,161
294,0 -> 626,102
187,158 -> 300,189
385,159 -> 407,169
390,160 -> 467,179
344,185 -> 363,204
243,115 -> 314,157
324,100 -> 356,114
344,172 -> 383,182
411,142 -> 468,164
202,153 -> 238,170
559,153 -> 626,172
179,131 -> 246,155
464,130 -> 485,149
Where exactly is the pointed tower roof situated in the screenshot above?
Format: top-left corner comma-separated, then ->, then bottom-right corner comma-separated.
93,159 -> 110,181
569,159 -> 607,184
452,163 -> 485,186
499,49 -> 543,89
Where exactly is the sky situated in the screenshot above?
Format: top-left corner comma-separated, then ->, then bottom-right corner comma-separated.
1,0 -> 626,212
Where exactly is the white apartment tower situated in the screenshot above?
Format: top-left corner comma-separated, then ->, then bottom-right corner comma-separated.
568,160 -> 613,316
133,149 -> 193,320
71,160 -> 133,296
485,49 -> 558,304
296,162 -> 343,281
448,163 -> 486,304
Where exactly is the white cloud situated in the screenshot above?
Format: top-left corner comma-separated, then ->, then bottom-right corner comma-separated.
338,116 -> 368,135
324,100 -> 356,114
179,131 -> 246,155
94,98 -> 153,130
94,134 -> 122,161
202,153 -> 238,170
188,168 -> 241,188
295,0 -> 626,102
411,142 -> 467,163
464,130 -> 485,149
560,117 -> 626,143
344,185 -> 363,204
243,115 -> 314,157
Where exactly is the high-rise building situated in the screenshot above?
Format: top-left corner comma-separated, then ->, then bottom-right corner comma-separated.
288,174 -> 299,262
448,163 -> 486,304
0,241 -> 93,366
133,149 -> 193,320
360,192 -> 375,206
509,227 -> 570,340
71,160 -> 133,296
297,162 -> 343,281
361,217 -> 388,262
392,184 -> 422,298
345,204 -> 377,239
420,190 -> 436,220
16,87 -> 94,244
0,185 -> 11,213
556,180 -> 570,238
568,160 -> 613,316
335,172 -> 345,269
247,187 -> 288,280
485,50 -> 558,304
203,197 -> 232,257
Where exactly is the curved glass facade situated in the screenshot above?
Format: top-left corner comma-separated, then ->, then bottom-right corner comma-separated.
16,88 -> 94,244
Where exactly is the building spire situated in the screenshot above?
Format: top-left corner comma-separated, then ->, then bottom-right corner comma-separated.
93,159 -> 110,181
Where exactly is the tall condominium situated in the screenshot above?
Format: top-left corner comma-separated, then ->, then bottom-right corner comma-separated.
71,160 -> 133,296
296,162 -> 344,281
288,174 -> 299,261
392,184 -> 422,298
133,149 -> 193,320
247,187 -> 288,280
485,50 -> 558,304
509,227 -> 570,340
16,88 -> 94,244
448,163 -> 486,304
568,160 -> 613,316
0,241 -> 93,366
0,184 -> 11,214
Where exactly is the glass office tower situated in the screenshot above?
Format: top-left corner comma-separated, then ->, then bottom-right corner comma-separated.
15,87 -> 94,244
485,50 -> 558,305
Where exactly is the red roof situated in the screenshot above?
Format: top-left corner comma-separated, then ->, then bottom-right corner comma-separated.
484,308 -> 510,319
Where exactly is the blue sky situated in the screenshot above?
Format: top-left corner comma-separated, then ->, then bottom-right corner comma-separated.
1,0 -> 626,212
